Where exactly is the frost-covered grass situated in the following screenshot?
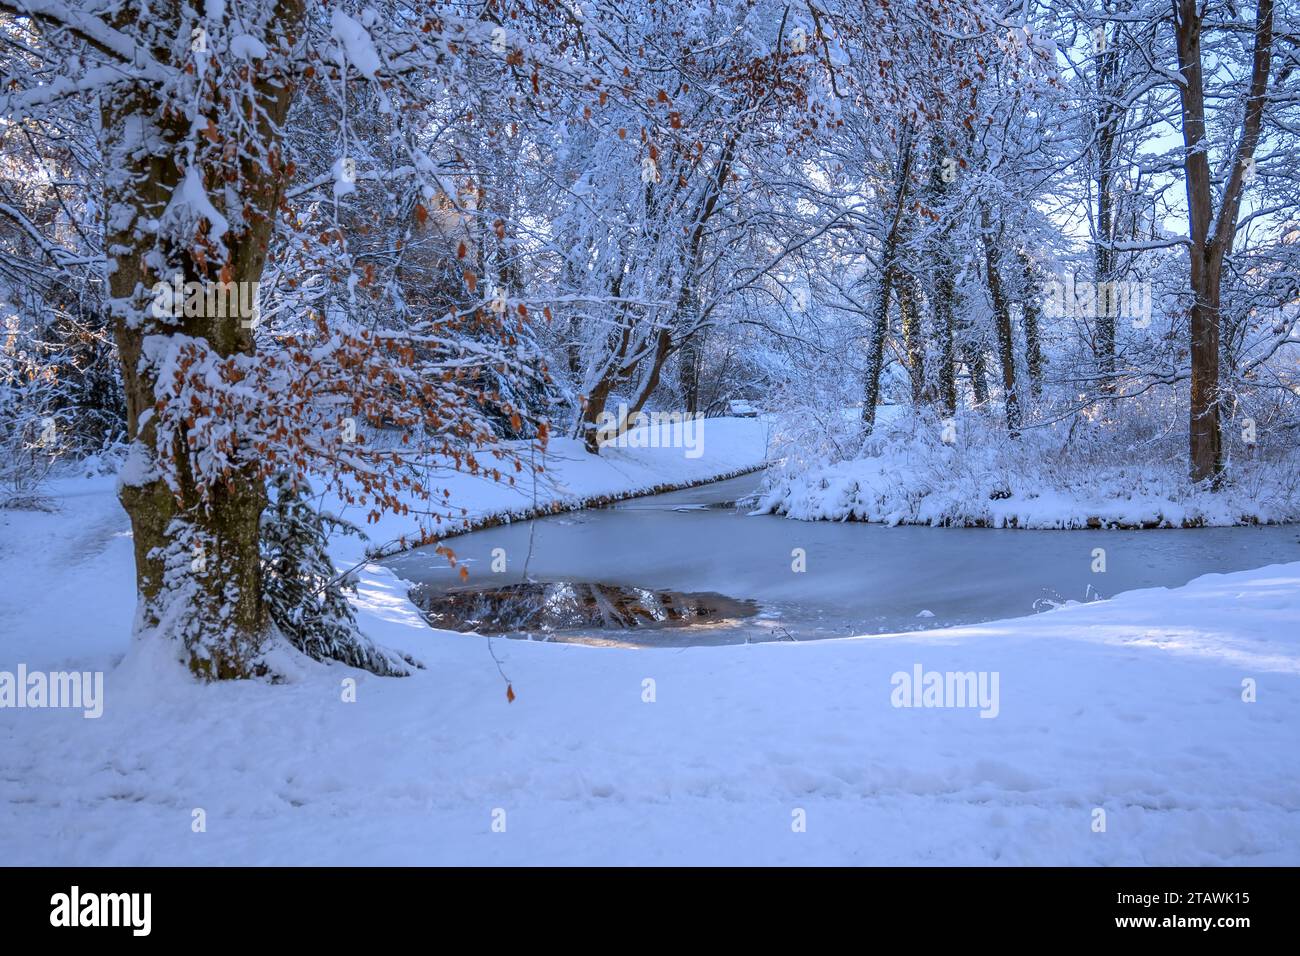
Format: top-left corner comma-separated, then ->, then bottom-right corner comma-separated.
759,408 -> 1300,529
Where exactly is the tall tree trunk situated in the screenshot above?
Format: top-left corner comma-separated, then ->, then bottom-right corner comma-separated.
935,266 -> 958,415
1172,0 -> 1273,483
1017,249 -> 1044,399
678,329 -> 703,414
898,271 -> 925,406
962,335 -> 990,407
862,128 -> 914,432
981,208 -> 1020,435
1093,21 -> 1120,389
566,310 -> 584,381
924,154 -> 958,415
673,278 -> 703,414
103,0 -> 303,678
863,267 -> 893,430
579,375 -> 617,453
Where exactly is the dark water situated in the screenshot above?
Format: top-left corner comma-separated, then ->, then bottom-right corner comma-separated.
412,582 -> 758,635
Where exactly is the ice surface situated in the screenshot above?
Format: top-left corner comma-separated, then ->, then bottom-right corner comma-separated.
387,472 -> 1300,644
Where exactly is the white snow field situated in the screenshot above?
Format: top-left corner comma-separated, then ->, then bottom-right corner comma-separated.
2,417 -> 1299,865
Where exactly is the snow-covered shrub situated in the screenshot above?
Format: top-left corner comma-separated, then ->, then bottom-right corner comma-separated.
760,397 -> 1300,528
0,326 -> 67,509
764,374 -> 867,474
0,295 -> 124,509
260,473 -> 413,676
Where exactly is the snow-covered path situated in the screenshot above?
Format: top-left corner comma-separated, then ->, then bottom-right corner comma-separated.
2,422 -> 1299,865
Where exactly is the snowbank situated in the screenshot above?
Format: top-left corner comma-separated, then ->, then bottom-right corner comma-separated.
0,418 -> 771,667
327,416 -> 772,566
759,412 -> 1300,529
2,432 -> 1299,863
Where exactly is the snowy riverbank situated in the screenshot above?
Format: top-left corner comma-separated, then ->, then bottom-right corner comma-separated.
759,412 -> 1300,529
2,417 -> 1299,865
329,417 -> 772,566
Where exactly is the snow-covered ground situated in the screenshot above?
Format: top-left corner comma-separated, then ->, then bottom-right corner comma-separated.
760,410 -> 1300,529
2,417 -> 1299,865
332,417 -> 773,564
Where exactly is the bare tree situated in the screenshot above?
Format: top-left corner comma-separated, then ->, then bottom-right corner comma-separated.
1171,0 -> 1275,482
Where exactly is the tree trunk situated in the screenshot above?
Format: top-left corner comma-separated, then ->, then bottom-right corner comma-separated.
1093,21 -> 1120,389
898,271 -> 925,406
675,281 -> 704,414
678,331 -> 702,415
963,338 -> 989,407
1172,0 -> 1273,483
103,0 -> 302,678
1017,249 -> 1044,399
1187,262 -> 1223,482
625,327 -> 674,424
862,267 -> 893,431
925,154 -> 958,415
935,268 -> 957,415
862,129 -> 915,432
981,208 -> 1020,435
579,372 -> 618,454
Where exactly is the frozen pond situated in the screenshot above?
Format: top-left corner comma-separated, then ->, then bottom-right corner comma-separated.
385,472 -> 1300,646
